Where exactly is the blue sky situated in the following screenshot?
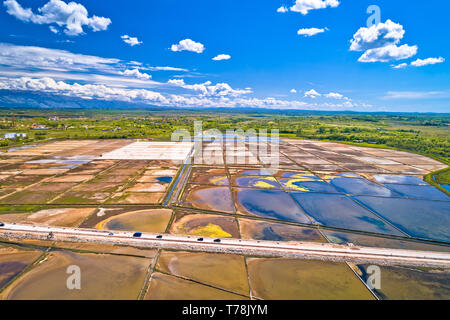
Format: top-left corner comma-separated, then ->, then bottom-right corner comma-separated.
0,0 -> 449,112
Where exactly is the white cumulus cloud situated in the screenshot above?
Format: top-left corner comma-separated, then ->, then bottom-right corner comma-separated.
168,79 -> 252,97
325,92 -> 345,99
350,19 -> 418,63
290,89 -> 297,93
212,54 -> 231,61
277,6 -> 288,13
171,39 -> 205,53
350,20 -> 405,52
121,35 -> 143,46
304,89 -> 321,98
358,44 -> 418,63
49,26 -> 58,34
290,0 -> 339,15
411,57 -> 445,67
391,63 -> 408,69
3,0 -> 111,36
304,89 -> 350,100
120,68 -> 151,80
297,27 -> 327,37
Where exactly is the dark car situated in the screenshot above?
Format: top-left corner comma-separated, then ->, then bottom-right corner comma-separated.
133,232 -> 142,238
0,222 -> 4,227
108,232 -> 114,236
197,237 -> 204,242
213,238 -> 221,243
156,235 -> 163,239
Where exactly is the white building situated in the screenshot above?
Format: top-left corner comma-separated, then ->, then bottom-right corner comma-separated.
4,133 -> 27,139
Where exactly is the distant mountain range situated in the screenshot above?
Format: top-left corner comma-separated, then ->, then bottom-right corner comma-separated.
1,90 -> 448,116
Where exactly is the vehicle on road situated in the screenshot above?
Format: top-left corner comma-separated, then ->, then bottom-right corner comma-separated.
197,237 -> 204,242
133,232 -> 142,238
156,235 -> 163,239
214,238 -> 221,243
0,222 -> 4,227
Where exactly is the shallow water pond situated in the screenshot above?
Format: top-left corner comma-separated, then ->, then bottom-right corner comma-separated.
278,171 -> 321,179
354,196 -> 450,242
322,230 -> 450,252
232,176 -> 281,189
383,184 -> 449,201
181,185 -> 234,213
329,177 -> 401,197
156,176 -> 173,183
372,174 -> 428,186
238,218 -> 326,242
291,193 -> 404,235
280,179 -> 339,193
235,188 -> 310,224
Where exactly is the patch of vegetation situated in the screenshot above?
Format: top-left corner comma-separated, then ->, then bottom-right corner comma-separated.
424,167 -> 450,196
0,205 -> 43,214
1,107 -> 448,164
433,168 -> 450,185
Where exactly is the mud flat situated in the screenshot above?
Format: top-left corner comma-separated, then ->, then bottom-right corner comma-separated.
170,212 -> 239,238
156,250 -> 250,296
246,257 -> 374,300
0,249 -> 151,300
354,263 -> 450,300
145,272 -> 247,300
21,208 -> 96,227
0,245 -> 42,291
95,209 -> 172,233
108,192 -> 165,204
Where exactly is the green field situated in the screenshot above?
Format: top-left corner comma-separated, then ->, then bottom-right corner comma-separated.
1,108 -> 449,165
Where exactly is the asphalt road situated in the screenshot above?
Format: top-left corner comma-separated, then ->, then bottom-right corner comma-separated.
1,223 -> 450,268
